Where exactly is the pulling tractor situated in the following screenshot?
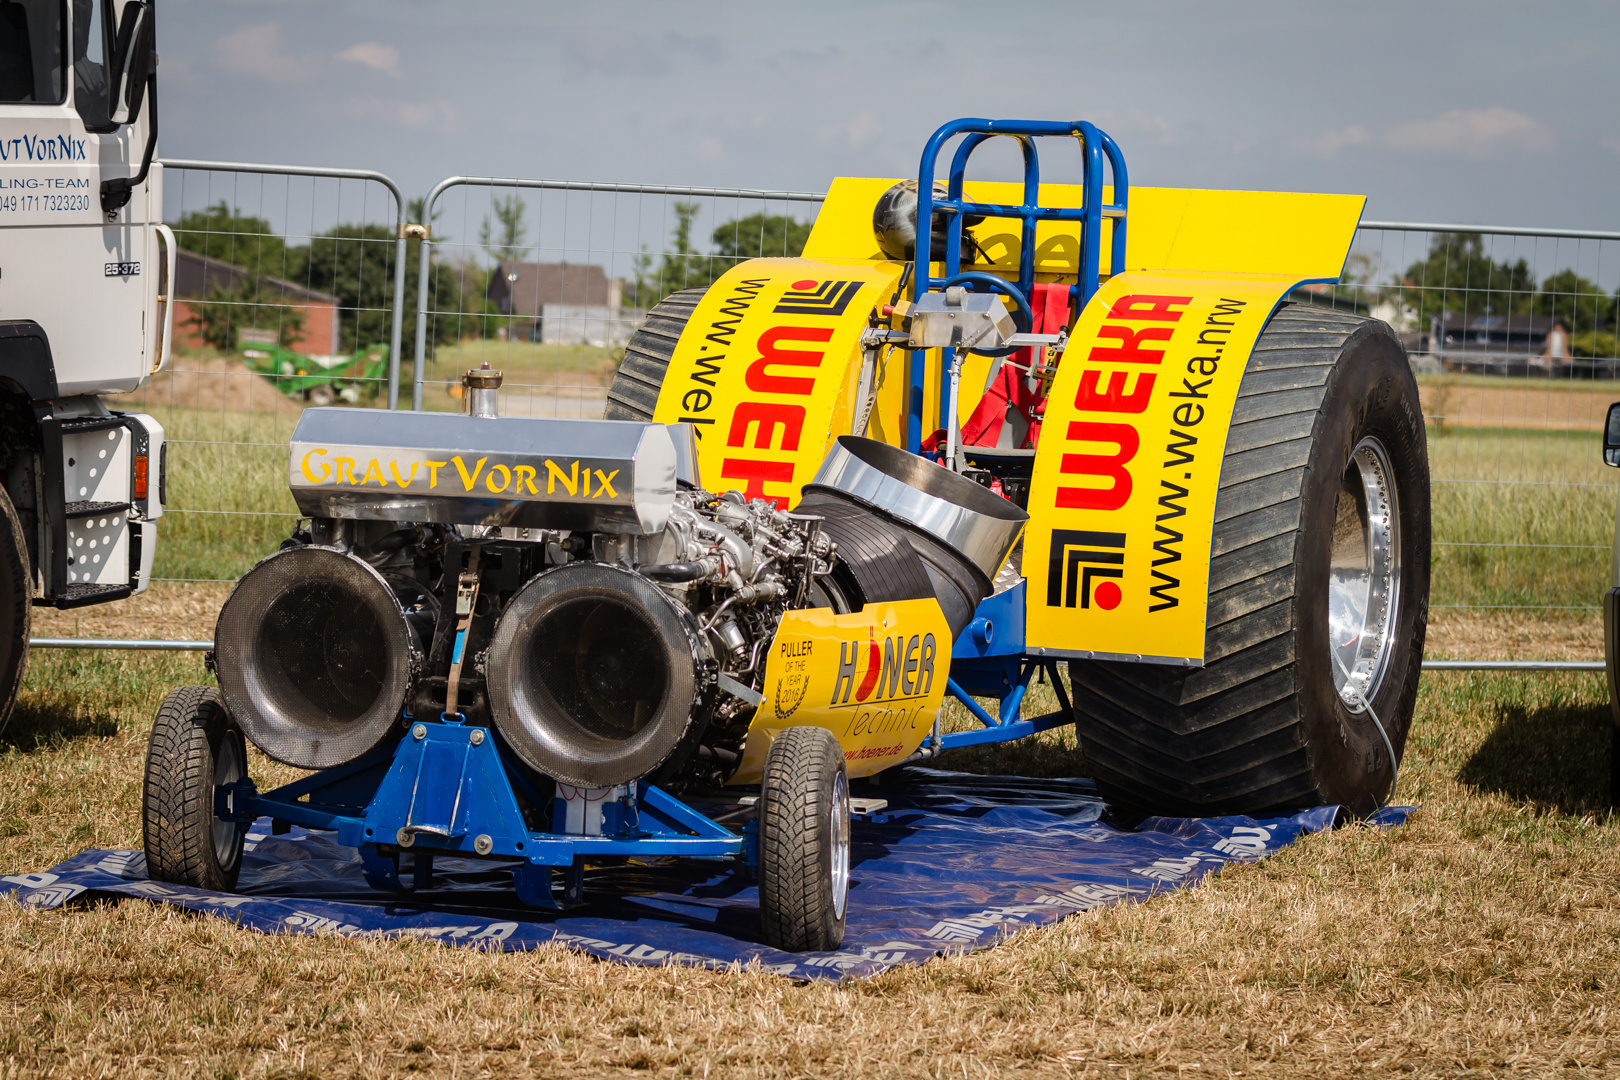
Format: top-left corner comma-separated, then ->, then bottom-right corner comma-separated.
142,119 -> 1430,952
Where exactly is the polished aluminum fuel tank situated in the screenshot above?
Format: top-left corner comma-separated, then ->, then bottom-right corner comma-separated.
287,408 -> 677,535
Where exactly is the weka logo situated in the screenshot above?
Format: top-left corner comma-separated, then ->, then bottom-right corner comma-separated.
773,278 -> 861,317
1047,529 -> 1126,610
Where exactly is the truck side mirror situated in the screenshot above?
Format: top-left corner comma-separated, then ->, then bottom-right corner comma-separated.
1605,403 -> 1620,467
107,2 -> 153,127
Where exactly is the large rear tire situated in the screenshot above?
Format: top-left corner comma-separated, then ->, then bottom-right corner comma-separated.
604,288 -> 707,421
0,484 -> 30,734
1069,304 -> 1430,818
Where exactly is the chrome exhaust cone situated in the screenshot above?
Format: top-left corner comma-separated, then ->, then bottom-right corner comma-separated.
487,563 -> 715,788
802,437 -> 1027,636
214,547 -> 416,769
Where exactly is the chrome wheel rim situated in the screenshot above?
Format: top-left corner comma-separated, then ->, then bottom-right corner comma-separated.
1327,436 -> 1401,711
213,734 -> 245,868
829,771 -> 851,920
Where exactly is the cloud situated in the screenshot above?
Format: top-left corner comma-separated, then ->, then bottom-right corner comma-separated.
555,27 -> 725,80
212,23 -> 306,82
1091,109 -> 1175,143
1604,135 -> 1620,155
336,42 -> 401,78
1385,107 -> 1554,158
819,109 -> 884,150
1307,125 -> 1373,159
395,100 -> 459,132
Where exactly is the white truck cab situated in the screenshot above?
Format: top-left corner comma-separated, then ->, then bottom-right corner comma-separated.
0,0 -> 170,723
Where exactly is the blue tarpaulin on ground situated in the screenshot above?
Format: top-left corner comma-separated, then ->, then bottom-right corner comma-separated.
0,770 -> 1412,980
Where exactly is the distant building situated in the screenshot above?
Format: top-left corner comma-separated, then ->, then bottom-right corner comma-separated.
485,261 -> 643,347
1431,312 -> 1554,365
172,249 -> 340,355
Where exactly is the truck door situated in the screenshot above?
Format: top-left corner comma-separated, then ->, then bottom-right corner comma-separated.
0,0 -> 159,397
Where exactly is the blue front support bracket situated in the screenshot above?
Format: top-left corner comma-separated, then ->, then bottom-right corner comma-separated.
944,581 -> 1076,748
226,721 -> 745,909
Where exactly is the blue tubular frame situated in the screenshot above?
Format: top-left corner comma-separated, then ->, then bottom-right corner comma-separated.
221,722 -> 744,907
905,118 -> 1129,452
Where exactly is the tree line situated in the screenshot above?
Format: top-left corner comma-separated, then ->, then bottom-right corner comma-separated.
177,197 -> 813,357
174,199 -> 465,356
1350,233 -> 1620,357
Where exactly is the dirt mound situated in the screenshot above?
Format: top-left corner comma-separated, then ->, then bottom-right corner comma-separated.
118,355 -> 301,415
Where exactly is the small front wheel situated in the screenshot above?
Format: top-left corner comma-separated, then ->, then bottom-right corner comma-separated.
758,726 -> 851,951
142,686 -> 249,891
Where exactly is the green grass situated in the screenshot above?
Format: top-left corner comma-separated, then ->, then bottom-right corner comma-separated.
417,341 -> 621,412
142,404 -> 303,583
1426,425 -> 1614,609
1416,371 -> 1620,395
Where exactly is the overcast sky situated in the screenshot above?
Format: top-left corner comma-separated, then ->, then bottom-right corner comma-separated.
158,1 -> 1618,233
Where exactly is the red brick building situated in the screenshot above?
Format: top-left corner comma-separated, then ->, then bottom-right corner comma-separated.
172,250 -> 340,355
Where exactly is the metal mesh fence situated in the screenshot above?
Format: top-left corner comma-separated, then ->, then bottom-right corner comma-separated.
1299,224 -> 1620,636
408,177 -> 824,416
124,162 -> 403,586
35,163 -> 1620,666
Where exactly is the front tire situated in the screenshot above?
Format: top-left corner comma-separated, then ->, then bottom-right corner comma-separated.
0,484 -> 30,733
758,726 -> 851,951
1070,305 -> 1430,817
143,686 -> 249,891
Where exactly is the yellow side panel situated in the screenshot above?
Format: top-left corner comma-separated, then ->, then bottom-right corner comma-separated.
650,258 -> 902,508
803,177 -> 1364,282
1023,271 -> 1303,665
729,598 -> 952,786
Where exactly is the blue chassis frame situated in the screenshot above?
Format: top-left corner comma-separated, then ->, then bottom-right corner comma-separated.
221,119 -> 1115,906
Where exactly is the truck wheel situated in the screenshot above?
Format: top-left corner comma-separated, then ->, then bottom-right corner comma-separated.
1069,304 -> 1430,818
603,288 -> 707,421
142,686 -> 249,891
758,726 -> 851,952
0,485 -> 30,734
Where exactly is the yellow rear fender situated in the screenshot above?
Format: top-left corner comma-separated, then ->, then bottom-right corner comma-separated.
650,258 -> 903,509
1024,272 -> 1308,665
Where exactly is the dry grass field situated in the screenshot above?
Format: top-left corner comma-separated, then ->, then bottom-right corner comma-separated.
0,360 -> 1603,1076
0,651 -> 1613,1078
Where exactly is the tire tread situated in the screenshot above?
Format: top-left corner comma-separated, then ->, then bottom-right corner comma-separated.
142,686 -> 243,891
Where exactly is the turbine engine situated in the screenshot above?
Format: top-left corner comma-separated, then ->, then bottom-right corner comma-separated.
211,381 -> 1023,794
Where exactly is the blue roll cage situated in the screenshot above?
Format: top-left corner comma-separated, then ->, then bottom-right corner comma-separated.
905,118 -> 1128,452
